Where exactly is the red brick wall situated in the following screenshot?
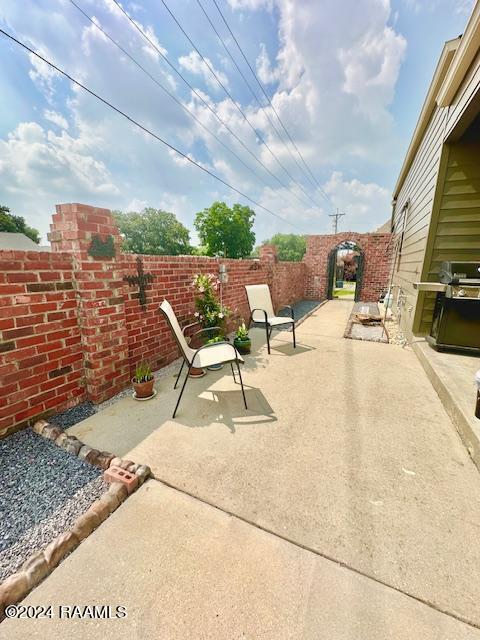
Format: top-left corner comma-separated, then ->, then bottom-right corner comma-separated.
0,250 -> 84,435
304,232 -> 392,301
0,208 -> 307,434
121,252 -> 306,376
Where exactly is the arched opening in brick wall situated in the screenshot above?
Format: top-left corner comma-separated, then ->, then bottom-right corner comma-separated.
303,232 -> 392,303
326,240 -> 364,302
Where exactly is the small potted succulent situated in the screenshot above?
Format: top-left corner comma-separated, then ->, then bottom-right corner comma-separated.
132,361 -> 155,399
233,322 -> 251,355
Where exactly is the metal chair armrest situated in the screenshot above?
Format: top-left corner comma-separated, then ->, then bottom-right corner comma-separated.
181,320 -> 201,336
250,308 -> 269,324
278,304 -> 294,319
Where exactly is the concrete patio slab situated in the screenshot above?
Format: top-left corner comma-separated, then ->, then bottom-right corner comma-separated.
67,301 -> 480,627
3,480 -> 480,640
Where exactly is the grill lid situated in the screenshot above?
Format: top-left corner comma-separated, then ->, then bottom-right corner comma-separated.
439,261 -> 480,285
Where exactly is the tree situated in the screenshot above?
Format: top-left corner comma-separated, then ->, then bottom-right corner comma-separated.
262,233 -> 306,262
113,208 -> 192,255
0,205 -> 40,244
194,201 -> 255,258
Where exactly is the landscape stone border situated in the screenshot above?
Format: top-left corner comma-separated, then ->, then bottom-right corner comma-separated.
0,419 -> 151,620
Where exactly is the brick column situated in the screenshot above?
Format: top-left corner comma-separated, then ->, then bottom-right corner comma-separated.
49,204 -> 130,402
259,244 -> 278,263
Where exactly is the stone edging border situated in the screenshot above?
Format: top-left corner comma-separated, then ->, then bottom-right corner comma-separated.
0,419 -> 151,620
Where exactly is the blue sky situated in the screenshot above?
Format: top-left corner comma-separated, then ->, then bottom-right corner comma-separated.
0,0 -> 474,244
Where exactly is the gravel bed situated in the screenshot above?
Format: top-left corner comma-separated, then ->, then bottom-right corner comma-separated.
0,430 -> 107,580
49,401 -> 96,429
0,476 -> 107,582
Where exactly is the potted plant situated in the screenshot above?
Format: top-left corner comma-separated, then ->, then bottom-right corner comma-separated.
132,361 -> 155,399
234,322 -> 251,355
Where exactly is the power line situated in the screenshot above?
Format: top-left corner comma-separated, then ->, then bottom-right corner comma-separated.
157,0 -> 324,213
68,0 -> 314,215
211,0 -> 337,211
328,210 -> 345,234
196,0 -> 330,208
109,0 -> 317,213
0,27 -> 308,233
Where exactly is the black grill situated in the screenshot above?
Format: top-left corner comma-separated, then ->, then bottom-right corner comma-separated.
428,261 -> 480,355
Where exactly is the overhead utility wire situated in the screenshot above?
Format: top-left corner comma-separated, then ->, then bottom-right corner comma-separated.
157,0 -> 324,212
196,0 -> 328,207
0,28 -> 307,232
211,0 -> 336,210
109,0 -> 316,213
68,0 -> 312,213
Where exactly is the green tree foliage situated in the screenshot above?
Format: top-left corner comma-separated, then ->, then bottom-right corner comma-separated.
262,233 -> 306,262
0,205 -> 40,244
194,201 -> 255,258
114,208 -> 192,255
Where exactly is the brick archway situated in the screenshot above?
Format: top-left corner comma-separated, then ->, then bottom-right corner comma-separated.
303,232 -> 392,302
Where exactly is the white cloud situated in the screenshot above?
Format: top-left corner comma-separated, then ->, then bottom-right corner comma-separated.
324,171 -> 391,231
43,110 -> 69,130
178,51 -> 230,92
256,43 -> 279,84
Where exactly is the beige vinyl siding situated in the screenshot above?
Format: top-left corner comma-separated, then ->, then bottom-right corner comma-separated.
416,141 -> 480,333
392,106 -> 448,337
392,47 -> 480,338
444,53 -> 480,140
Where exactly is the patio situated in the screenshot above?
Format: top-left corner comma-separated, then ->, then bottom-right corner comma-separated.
4,300 -> 480,638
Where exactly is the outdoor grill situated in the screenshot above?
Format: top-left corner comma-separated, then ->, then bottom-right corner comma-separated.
415,261 -> 480,355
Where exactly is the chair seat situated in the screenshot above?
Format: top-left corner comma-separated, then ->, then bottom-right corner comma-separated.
192,343 -> 244,369
266,315 -> 295,327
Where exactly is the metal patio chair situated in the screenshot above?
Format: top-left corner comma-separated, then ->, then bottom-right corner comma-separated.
245,284 -> 296,355
159,300 -> 247,419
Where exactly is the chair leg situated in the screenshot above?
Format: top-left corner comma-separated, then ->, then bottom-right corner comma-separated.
292,321 -> 296,349
230,362 -> 237,383
173,365 -> 191,419
266,323 -> 271,354
236,361 -> 248,410
174,359 -> 185,389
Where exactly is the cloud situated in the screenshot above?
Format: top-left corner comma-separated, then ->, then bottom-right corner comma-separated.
178,50 -> 230,91
43,110 -> 69,130
256,43 -> 279,84
324,171 -> 391,230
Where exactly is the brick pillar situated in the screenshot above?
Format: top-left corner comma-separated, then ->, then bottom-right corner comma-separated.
49,204 -> 130,403
259,244 -> 278,263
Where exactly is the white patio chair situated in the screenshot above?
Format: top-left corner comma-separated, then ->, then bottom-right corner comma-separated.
159,300 -> 247,418
245,284 -> 296,355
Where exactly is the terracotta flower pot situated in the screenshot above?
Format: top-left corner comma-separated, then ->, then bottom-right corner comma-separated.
132,377 -> 155,399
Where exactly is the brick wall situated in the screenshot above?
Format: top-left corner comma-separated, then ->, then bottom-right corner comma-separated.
0,208 -> 306,434
121,247 -> 306,376
304,232 -> 392,301
0,250 -> 84,435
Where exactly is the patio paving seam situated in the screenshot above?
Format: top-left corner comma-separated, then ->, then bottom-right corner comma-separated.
149,476 -> 480,632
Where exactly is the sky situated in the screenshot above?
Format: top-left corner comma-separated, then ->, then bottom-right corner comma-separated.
0,0 -> 475,245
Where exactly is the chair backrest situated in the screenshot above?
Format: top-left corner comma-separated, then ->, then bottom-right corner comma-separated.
245,284 -> 275,321
159,300 -> 194,362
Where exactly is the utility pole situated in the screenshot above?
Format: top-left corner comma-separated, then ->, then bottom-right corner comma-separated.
329,209 -> 345,234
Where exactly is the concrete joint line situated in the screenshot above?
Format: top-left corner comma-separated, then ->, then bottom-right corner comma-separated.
152,476 -> 480,632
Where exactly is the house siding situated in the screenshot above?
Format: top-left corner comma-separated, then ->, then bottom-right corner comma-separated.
392,47 -> 480,338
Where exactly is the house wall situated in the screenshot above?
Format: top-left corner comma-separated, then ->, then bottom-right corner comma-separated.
0,204 -> 306,436
391,47 -> 480,337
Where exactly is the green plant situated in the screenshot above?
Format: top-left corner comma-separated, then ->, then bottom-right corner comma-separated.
133,361 -> 153,383
235,322 -> 249,340
205,335 -> 225,345
192,273 -> 230,332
